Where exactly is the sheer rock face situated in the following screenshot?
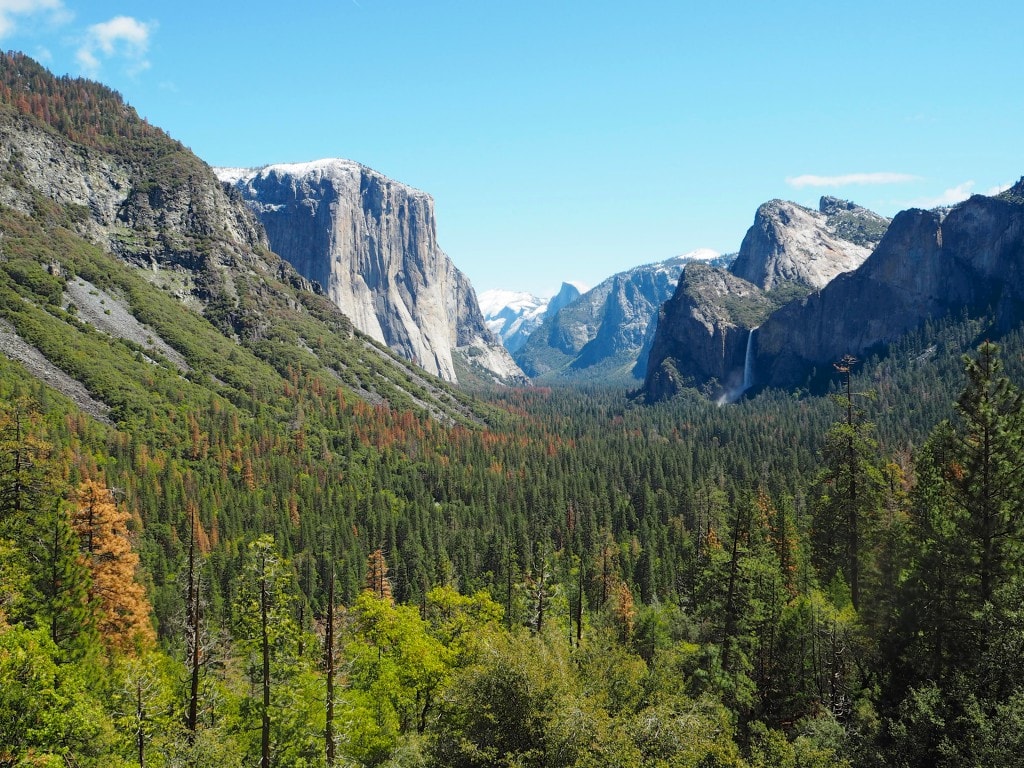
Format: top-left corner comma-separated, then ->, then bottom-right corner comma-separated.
731,197 -> 889,291
755,184 -> 1024,389
643,265 -> 772,401
642,196 -> 891,401
218,160 -> 525,385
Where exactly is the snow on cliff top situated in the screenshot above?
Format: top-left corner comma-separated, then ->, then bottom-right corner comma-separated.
214,159 -> 425,196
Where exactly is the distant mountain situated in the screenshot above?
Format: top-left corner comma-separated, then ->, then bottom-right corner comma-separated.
480,282 -> 582,353
643,197 -> 890,401
515,250 -> 726,384
217,161 -> 526,386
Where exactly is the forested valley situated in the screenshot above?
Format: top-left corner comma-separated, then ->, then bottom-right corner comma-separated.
3,50 -> 1024,768
5,301 -> 1024,767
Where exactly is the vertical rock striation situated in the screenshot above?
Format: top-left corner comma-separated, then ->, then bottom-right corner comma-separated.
218,160 -> 525,385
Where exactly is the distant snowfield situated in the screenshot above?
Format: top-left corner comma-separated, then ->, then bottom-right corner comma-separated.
478,289 -> 547,319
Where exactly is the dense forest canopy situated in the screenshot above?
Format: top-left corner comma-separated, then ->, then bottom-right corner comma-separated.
4,48 -> 1024,768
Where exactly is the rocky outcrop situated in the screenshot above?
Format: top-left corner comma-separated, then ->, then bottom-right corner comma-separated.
0,103 -> 293,329
642,197 -> 890,401
515,251 -> 725,384
643,264 -> 774,401
731,197 -> 889,290
0,52 -> 499,422
218,160 -> 524,385
754,183 -> 1024,390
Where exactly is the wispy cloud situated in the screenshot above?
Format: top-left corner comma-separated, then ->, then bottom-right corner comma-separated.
908,181 -> 976,209
986,182 -> 1013,196
786,172 -> 921,189
76,15 -> 153,76
0,0 -> 67,39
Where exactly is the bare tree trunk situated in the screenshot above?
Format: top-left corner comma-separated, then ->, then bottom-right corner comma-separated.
186,508 -> 201,739
137,678 -> 146,768
576,558 -> 584,646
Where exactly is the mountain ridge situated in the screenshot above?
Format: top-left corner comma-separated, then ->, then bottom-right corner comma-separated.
643,195 -> 890,401
0,51 -> 494,426
514,249 -> 729,384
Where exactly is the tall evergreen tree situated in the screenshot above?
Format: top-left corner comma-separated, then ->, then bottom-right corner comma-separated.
884,342 -> 1024,766
812,356 -> 884,612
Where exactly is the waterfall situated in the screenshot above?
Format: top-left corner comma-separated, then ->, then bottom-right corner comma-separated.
743,327 -> 757,392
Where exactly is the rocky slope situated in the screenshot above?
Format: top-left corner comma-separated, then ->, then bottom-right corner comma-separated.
218,160 -> 525,386
0,52 -> 493,425
643,197 -> 890,401
515,250 -> 726,384
753,182 -> 1024,390
644,265 -> 772,401
480,282 -> 582,353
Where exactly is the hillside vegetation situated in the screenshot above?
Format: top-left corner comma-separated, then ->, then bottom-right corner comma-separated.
3,52 -> 1024,768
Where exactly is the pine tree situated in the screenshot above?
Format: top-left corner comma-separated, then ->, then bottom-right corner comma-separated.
32,499 -> 94,654
884,342 -> 1024,765
0,398 -> 50,528
234,535 -> 302,768
71,479 -> 155,652
813,356 -> 884,611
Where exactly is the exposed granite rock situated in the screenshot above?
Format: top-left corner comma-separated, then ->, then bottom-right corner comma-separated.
643,197 -> 890,401
643,264 -> 774,400
219,160 -> 526,385
754,184 -> 1024,389
515,253 -> 720,384
481,282 -> 582,354
731,198 -> 889,290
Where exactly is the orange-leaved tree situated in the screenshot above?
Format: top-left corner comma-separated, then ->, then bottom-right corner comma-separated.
72,479 -> 155,652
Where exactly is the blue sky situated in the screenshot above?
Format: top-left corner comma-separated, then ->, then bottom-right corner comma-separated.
2,1 -> 1022,297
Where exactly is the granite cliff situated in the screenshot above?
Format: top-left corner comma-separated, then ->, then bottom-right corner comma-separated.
0,52 -> 491,423
753,182 -> 1024,390
731,197 -> 889,290
643,197 -> 889,400
218,160 -> 525,385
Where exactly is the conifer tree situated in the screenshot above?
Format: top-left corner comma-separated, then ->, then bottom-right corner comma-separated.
33,499 -> 94,654
813,356 -> 884,611
0,398 -> 50,527
893,342 -> 1024,693
234,535 -> 303,768
71,479 -> 155,652
883,342 -> 1024,765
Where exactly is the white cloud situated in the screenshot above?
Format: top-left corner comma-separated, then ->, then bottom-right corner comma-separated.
909,181 -> 976,209
986,182 -> 1013,196
786,172 -> 921,189
0,0 -> 65,39
76,15 -> 152,76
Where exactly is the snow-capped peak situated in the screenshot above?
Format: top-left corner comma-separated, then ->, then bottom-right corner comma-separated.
679,248 -> 721,261
478,289 -> 546,319
479,281 -> 582,353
